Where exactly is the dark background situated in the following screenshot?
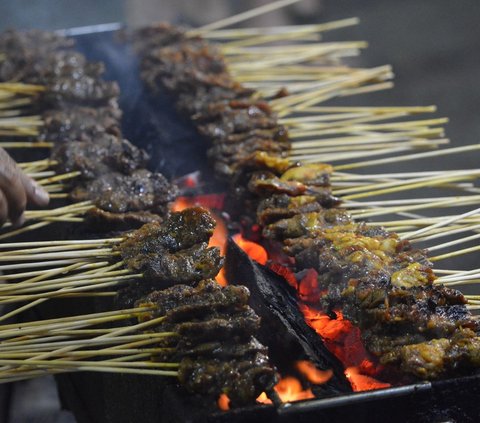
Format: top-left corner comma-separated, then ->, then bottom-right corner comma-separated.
0,1 -> 479,422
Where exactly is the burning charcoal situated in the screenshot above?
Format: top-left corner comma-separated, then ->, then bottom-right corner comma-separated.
178,354 -> 277,407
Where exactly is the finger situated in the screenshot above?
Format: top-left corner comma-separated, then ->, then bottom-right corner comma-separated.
0,149 -> 27,223
19,173 -> 50,207
0,189 -> 8,228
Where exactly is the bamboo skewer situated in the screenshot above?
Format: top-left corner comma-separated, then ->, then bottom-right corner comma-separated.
188,0 -> 303,35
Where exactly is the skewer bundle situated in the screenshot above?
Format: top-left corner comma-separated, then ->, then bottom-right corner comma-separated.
0,0 -> 480,405
0,31 -> 178,239
0,280 -> 278,407
130,5 -> 480,382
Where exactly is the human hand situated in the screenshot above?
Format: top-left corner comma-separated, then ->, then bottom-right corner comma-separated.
0,148 -> 50,227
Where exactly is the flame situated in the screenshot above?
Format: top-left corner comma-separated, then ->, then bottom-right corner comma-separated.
274,377 -> 314,402
345,366 -> 390,391
232,233 -> 268,265
256,392 -> 272,405
171,194 -> 225,212
295,360 -> 333,385
217,393 -> 230,411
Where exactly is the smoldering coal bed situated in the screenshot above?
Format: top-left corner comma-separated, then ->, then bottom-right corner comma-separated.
12,25 -> 480,423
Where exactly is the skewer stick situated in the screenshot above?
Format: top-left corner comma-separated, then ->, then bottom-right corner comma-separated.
402,207 -> 480,240
430,244 -> 480,262
341,171 -> 479,201
0,261 -> 109,280
203,18 -> 360,39
0,238 -> 120,249
335,144 -> 480,170
0,142 -> 53,148
0,278 -> 131,302
188,0 -> 303,35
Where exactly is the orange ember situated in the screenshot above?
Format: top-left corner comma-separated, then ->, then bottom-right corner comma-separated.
299,303 -> 391,392
295,360 -> 333,385
217,393 -> 230,411
255,391 -> 272,405
269,263 -> 298,289
171,194 -> 225,212
232,233 -> 268,265
345,366 -> 390,391
298,269 -> 322,303
274,377 -> 315,402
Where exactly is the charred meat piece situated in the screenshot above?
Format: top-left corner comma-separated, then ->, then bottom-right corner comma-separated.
70,169 -> 177,214
118,207 -> 216,253
117,209 -> 223,285
52,134 -> 149,179
248,170 -> 339,209
175,338 -> 268,360
20,50 -> 105,84
169,308 -> 261,343
175,85 -> 255,117
257,194 -> 324,225
41,75 -> 120,107
135,242 -> 223,285
381,329 -> 480,379
0,30 -> 73,81
178,354 -> 277,407
134,280 -> 276,406
141,40 -> 232,93
263,209 -> 353,240
84,207 -> 163,232
40,104 -> 122,143
283,222 -> 479,379
130,22 -> 187,54
140,279 -> 250,319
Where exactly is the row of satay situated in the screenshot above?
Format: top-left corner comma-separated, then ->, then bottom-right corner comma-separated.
132,23 -> 480,381
0,30 -> 277,407
0,29 -> 176,230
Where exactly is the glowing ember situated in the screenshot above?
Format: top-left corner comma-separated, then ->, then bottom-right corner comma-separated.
269,263 -> 298,289
345,366 -> 390,391
217,393 -> 230,411
256,392 -> 272,405
295,360 -> 333,385
232,233 -> 268,265
274,377 -> 314,402
298,269 -> 321,303
171,194 -> 225,212
299,303 -> 391,392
